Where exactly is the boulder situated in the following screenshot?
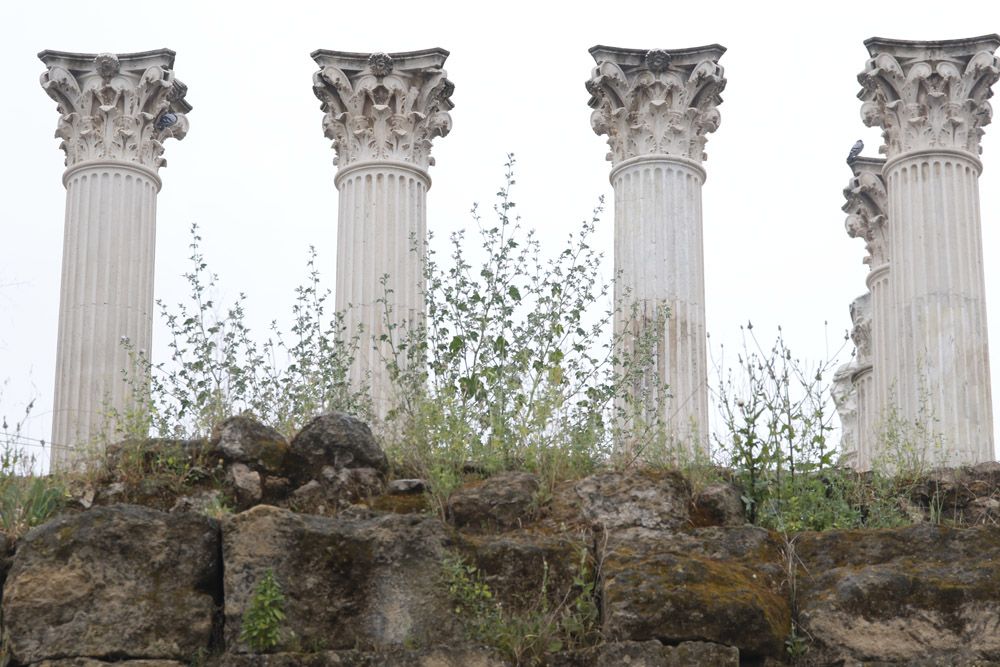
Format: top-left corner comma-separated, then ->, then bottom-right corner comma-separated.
0,530 -> 12,588
795,524 -> 1000,665
691,482 -> 746,527
210,415 -> 290,476
1,504 -> 220,663
223,505 -> 457,653
598,525 -> 789,659
288,413 -> 388,483
448,472 -> 540,531
550,640 -> 739,666
574,470 -> 691,530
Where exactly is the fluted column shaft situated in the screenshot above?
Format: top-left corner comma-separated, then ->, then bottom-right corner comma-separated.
588,44 -> 726,459
611,156 -> 708,451
858,35 -> 999,464
334,162 -> 429,410
313,49 -> 454,418
884,151 -> 992,461
39,49 -> 190,469
51,163 -> 159,463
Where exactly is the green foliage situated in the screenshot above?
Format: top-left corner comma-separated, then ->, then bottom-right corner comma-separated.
381,155 -> 663,510
0,397 -> 64,538
117,227 -> 369,441
443,546 -> 599,666
240,568 -> 286,652
714,324 -> 845,529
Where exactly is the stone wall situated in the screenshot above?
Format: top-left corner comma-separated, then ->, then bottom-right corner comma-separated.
3,414 -> 1000,666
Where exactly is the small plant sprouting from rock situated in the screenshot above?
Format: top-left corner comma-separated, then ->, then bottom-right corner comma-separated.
240,568 -> 286,652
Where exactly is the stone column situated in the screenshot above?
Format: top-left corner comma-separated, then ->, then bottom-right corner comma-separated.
842,158 -> 888,469
859,35 -> 999,464
587,45 -> 726,458
312,49 -> 454,417
39,50 -> 191,468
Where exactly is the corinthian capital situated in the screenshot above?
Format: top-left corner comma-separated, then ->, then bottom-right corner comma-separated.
587,44 -> 726,165
311,48 -> 455,171
858,35 -> 1000,157
843,157 -> 889,267
38,49 -> 191,171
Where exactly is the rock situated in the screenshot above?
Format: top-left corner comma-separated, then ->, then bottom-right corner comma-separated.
288,412 -> 388,483
1,504 -> 220,663
691,482 -> 746,527
447,472 -> 540,531
458,532 -> 592,613
33,661 -> 186,667
598,526 -> 789,659
223,505 -> 457,652
210,415 -> 290,475
217,648 -> 509,666
229,461 -> 263,506
574,469 -> 691,530
388,478 -> 427,494
218,648 -> 508,666
550,640 -> 739,667
968,496 -> 1000,525
795,524 -> 1000,665
286,468 -> 384,516
170,488 -> 226,515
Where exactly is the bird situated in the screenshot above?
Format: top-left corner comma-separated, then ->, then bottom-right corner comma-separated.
155,111 -> 178,131
846,139 -> 864,164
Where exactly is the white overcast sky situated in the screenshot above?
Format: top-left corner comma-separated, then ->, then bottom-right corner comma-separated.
2,0 -> 1000,463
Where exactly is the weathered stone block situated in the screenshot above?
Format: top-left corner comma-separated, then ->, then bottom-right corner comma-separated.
223,505 -> 456,652
599,526 -> 788,659
574,470 -> 691,530
1,504 -> 219,663
448,472 -> 540,532
795,524 -> 1000,665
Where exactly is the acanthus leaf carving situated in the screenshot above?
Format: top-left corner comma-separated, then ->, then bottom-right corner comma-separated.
39,51 -> 190,171
842,159 -> 889,268
849,292 -> 873,366
312,50 -> 454,170
858,37 -> 1000,157
587,45 -> 726,165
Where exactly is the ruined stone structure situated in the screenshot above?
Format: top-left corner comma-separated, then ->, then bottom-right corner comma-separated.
311,49 -> 454,417
39,49 -> 190,469
586,45 -> 726,458
842,36 -> 999,467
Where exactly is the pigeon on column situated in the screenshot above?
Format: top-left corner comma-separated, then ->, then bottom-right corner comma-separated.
846,139 -> 864,164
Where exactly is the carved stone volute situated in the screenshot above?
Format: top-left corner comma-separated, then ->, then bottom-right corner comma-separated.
843,157 -> 889,268
311,48 -> 454,170
587,44 -> 726,165
858,35 -> 1000,158
38,49 -> 191,171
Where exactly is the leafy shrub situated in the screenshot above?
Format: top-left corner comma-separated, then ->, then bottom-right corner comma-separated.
380,156 -> 664,508
240,568 -> 286,652
117,228 -> 369,440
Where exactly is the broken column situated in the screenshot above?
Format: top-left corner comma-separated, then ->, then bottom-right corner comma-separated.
39,49 -> 191,468
842,157 -> 888,469
587,44 -> 726,458
858,35 -> 999,464
312,49 -> 454,417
